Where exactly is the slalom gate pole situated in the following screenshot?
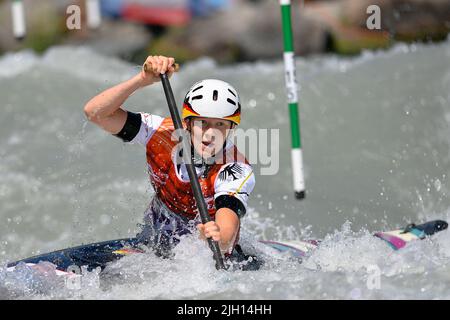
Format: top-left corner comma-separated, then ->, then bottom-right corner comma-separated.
279,0 -> 306,199
11,0 -> 26,40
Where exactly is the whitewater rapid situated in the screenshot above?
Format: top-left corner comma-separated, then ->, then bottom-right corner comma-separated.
1,38 -> 450,299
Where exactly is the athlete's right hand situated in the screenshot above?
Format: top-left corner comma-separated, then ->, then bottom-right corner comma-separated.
140,55 -> 176,86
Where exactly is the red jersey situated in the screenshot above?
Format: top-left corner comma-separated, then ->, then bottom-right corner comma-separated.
125,113 -> 255,221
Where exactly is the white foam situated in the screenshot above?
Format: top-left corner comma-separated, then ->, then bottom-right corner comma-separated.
0,50 -> 38,78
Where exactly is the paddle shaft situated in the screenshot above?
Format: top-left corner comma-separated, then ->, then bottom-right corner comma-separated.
159,73 -> 226,270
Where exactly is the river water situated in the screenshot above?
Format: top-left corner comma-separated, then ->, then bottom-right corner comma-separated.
1,39 -> 450,299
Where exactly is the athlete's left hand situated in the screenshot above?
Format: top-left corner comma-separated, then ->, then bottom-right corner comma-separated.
197,221 -> 221,242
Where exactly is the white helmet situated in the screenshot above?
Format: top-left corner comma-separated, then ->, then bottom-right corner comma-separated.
182,79 -> 241,125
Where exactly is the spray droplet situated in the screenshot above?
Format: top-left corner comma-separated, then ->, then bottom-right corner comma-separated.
434,179 -> 442,192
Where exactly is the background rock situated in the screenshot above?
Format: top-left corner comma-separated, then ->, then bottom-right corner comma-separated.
0,0 -> 64,53
0,0 -> 449,62
150,0 -> 329,63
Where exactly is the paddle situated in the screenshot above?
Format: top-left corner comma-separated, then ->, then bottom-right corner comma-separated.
144,62 -> 227,270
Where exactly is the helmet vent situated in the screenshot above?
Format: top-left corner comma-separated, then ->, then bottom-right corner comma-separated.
227,98 -> 236,106
213,90 -> 218,101
192,95 -> 203,100
192,85 -> 203,92
228,89 -> 236,97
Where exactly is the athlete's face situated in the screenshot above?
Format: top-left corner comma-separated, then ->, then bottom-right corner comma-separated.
188,117 -> 233,159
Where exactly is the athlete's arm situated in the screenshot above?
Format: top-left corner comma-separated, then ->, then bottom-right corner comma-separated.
83,55 -> 175,134
198,162 -> 255,253
197,208 -> 240,254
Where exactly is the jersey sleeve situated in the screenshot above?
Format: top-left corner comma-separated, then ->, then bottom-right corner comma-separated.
214,162 -> 255,218
114,111 -> 164,146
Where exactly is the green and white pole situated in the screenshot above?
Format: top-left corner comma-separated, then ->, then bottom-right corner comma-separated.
280,0 -> 305,199
11,0 -> 26,40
